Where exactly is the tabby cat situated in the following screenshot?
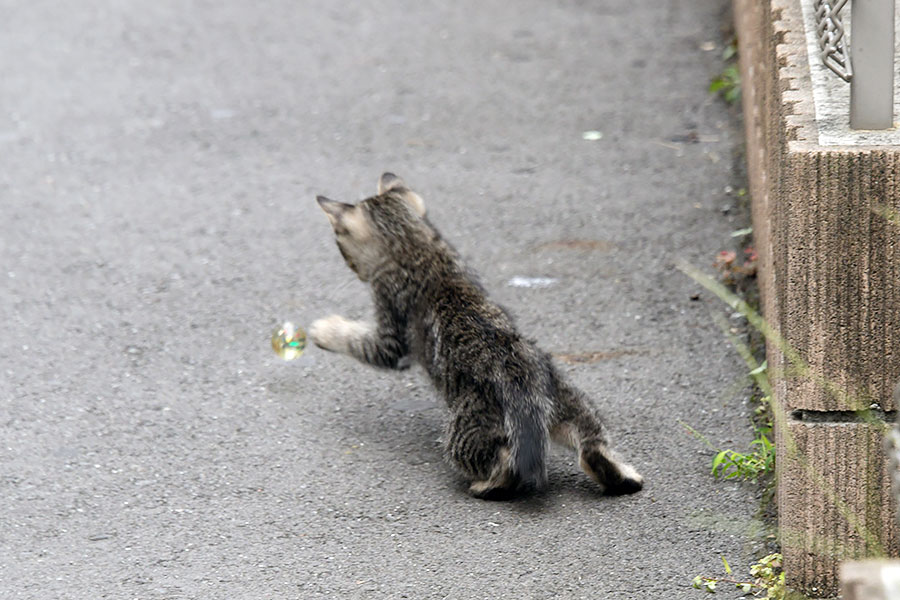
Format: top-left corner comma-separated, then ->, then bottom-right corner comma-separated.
310,173 -> 643,499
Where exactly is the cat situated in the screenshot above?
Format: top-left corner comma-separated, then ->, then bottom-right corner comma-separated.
310,173 -> 643,499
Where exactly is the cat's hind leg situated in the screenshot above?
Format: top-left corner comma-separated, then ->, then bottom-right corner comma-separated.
550,379 -> 643,495
467,447 -> 518,500
445,407 -> 517,499
575,436 -> 643,495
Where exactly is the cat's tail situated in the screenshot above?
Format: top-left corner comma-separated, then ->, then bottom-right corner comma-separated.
501,380 -> 550,491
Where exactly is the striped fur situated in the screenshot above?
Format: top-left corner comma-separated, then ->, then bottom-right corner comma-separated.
311,173 -> 643,498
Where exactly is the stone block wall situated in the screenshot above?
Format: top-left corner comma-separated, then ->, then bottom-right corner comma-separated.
733,0 -> 900,595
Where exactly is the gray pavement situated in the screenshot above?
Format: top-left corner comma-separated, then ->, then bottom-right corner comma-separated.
1,1 -> 764,598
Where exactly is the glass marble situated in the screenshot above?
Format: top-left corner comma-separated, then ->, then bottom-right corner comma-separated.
271,322 -> 307,360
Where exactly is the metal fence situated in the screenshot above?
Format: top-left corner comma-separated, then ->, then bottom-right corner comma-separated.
814,0 -> 853,81
811,0 -> 895,129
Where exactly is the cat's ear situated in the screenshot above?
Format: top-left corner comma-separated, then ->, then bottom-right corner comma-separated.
317,196 -> 372,238
316,196 -> 351,227
377,172 -> 426,218
378,172 -> 406,194
401,190 -> 426,218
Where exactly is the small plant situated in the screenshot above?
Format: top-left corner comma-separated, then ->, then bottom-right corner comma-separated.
711,364 -> 775,484
682,361 -> 775,485
692,553 -> 785,598
680,418 -> 775,485
709,40 -> 741,104
711,433 -> 774,482
702,245 -> 772,484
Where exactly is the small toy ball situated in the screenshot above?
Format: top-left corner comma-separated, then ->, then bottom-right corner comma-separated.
271,322 -> 307,360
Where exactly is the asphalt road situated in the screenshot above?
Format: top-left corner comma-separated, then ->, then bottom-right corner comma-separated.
2,1 -> 763,598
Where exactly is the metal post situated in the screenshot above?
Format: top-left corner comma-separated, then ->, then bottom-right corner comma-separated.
849,0 -> 895,129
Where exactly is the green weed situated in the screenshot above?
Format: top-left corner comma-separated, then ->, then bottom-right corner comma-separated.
693,553 -> 786,598
711,435 -> 774,483
680,297 -> 775,486
709,40 -> 741,104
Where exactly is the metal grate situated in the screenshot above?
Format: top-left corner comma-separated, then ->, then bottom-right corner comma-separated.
814,0 -> 853,82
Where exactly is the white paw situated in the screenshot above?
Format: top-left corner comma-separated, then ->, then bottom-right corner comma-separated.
309,315 -> 371,353
617,462 -> 644,485
309,315 -> 349,351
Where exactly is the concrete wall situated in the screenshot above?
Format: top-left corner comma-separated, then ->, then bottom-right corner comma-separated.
733,0 -> 900,595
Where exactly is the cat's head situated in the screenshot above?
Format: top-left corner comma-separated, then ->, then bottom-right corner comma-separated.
316,172 -> 427,281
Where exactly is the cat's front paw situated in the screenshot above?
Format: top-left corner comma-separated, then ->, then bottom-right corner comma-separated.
310,315 -> 371,353
309,315 -> 348,352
